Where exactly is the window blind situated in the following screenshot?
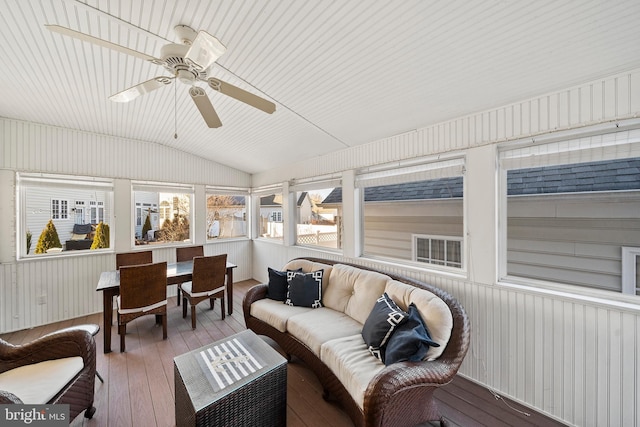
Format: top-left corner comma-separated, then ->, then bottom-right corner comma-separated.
355,157 -> 465,188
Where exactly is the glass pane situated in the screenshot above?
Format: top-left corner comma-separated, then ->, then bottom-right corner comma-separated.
362,176 -> 464,266
431,239 -> 445,265
258,193 -> 284,241
296,187 -> 341,249
206,194 -> 247,240
23,183 -> 111,256
446,240 -> 462,267
506,157 -> 640,292
134,191 -> 191,245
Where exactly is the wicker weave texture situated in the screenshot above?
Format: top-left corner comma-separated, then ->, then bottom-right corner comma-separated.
243,257 -> 471,427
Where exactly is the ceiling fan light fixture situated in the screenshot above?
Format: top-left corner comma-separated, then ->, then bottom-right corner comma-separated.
176,69 -> 196,85
185,31 -> 226,71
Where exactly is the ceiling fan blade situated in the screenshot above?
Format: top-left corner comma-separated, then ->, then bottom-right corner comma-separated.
207,78 -> 276,114
185,31 -> 226,71
189,86 -> 222,128
46,24 -> 158,63
109,76 -> 173,102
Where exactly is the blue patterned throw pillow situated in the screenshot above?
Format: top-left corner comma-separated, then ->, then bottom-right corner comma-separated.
285,270 -> 324,308
383,302 -> 440,365
361,293 -> 408,360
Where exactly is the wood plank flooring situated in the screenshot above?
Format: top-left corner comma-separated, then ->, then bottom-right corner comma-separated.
1,279 -> 567,427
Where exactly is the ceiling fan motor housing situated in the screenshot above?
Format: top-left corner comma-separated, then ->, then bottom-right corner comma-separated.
160,43 -> 203,83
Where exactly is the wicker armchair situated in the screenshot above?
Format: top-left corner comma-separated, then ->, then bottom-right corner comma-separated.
0,328 -> 96,421
243,257 -> 470,427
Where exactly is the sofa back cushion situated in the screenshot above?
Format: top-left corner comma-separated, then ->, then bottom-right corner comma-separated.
384,280 -> 453,360
323,264 -> 389,324
283,259 -> 333,295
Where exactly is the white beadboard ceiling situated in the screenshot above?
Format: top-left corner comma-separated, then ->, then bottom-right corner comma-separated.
1,0 -> 639,174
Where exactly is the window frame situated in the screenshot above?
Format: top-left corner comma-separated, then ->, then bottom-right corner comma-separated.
205,186 -> 250,242
253,185 -> 284,243
289,175 -> 343,252
17,173 -> 114,258
496,120 -> 640,302
412,234 -> 463,268
131,181 -> 194,248
356,154 -> 467,274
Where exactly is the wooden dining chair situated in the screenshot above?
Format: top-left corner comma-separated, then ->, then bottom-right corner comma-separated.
116,250 -> 153,269
175,246 -> 204,306
180,254 -> 227,329
117,262 -> 168,352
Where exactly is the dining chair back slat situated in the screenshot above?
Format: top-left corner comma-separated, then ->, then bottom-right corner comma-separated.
119,262 -> 167,310
176,246 -> 204,262
192,254 -> 227,294
116,251 -> 152,269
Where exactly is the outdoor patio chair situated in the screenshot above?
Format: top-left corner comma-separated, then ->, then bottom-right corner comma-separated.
117,262 -> 168,352
180,254 -> 227,329
175,245 -> 204,306
0,328 -> 96,421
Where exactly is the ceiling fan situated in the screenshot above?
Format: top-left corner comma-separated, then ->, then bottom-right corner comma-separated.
45,24 -> 276,128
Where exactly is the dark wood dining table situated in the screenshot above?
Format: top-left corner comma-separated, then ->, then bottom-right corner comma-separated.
96,260 -> 237,353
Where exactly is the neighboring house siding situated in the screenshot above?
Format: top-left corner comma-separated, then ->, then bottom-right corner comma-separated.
363,199 -> 463,260
507,192 -> 640,291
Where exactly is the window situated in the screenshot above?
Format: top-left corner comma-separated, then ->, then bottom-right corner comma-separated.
51,199 -> 69,220
132,182 -> 193,245
256,190 -> 284,241
499,125 -> 640,294
414,235 -> 462,267
291,177 -> 342,250
206,187 -> 249,240
357,157 -> 465,270
74,201 -> 85,224
270,211 -> 282,222
90,201 -> 104,224
17,173 -> 113,257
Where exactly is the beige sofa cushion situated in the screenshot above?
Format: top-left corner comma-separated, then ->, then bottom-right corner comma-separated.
287,308 -> 363,355
250,298 -> 311,332
320,334 -> 385,410
283,259 -> 333,294
384,280 -> 453,360
323,264 -> 389,324
0,356 -> 83,404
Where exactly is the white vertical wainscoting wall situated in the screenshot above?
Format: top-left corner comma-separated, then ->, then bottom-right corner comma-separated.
252,68 -> 640,427
0,119 -> 252,333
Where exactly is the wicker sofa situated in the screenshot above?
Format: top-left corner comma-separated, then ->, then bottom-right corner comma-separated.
243,257 -> 470,427
0,328 -> 97,421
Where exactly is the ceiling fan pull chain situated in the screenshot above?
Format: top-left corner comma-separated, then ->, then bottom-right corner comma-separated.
174,77 -> 178,139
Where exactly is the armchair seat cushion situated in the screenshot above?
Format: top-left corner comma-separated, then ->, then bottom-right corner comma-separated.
0,356 -> 83,404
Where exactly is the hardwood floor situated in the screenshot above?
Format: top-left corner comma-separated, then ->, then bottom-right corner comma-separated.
1,279 -> 567,427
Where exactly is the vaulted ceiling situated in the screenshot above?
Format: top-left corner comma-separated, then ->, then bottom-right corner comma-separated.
1,0 -> 639,174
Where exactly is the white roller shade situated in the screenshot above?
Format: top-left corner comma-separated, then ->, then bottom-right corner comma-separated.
500,128 -> 640,170
18,173 -> 114,191
132,181 -> 194,193
205,186 -> 249,195
290,176 -> 342,192
356,158 -> 465,188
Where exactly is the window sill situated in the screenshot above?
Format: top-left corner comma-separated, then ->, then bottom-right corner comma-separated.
498,276 -> 640,313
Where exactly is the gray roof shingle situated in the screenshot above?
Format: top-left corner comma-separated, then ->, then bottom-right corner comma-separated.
320,158 -> 640,203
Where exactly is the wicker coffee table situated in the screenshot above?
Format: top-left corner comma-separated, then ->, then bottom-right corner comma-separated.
174,329 -> 287,427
